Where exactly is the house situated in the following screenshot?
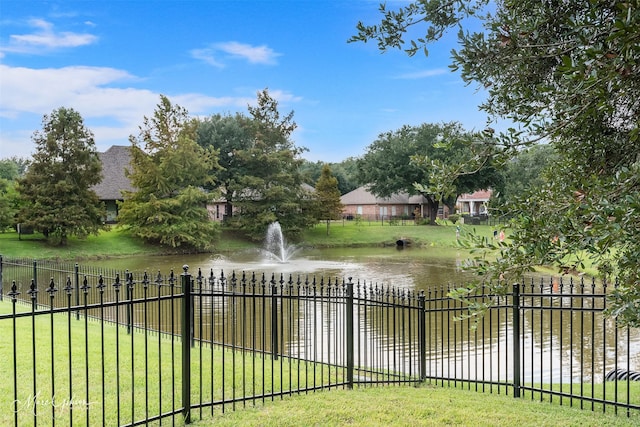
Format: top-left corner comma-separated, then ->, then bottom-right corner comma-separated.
207,182 -> 316,222
456,189 -> 492,216
341,186 -> 496,221
93,145 -> 232,223
91,145 -> 135,223
91,145 -> 317,223
340,186 -> 436,220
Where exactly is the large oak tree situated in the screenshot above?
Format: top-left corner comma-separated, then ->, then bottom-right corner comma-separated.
352,1 -> 640,325
197,113 -> 253,221
356,122 -> 501,222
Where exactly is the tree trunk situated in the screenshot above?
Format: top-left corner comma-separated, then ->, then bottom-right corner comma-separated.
425,196 -> 439,223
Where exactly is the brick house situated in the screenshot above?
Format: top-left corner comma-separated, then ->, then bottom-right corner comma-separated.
340,186 -> 436,221
456,189 -> 492,216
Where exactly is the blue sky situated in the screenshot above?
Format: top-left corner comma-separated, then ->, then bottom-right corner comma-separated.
1,1 -> 494,162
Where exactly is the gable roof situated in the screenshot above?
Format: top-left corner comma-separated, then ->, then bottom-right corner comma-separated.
91,145 -> 135,200
457,189 -> 492,202
341,186 -> 428,205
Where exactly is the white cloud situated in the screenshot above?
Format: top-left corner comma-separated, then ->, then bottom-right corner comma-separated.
395,68 -> 448,79
2,19 -> 97,54
215,41 -> 280,64
0,64 -> 301,156
191,41 -> 281,67
0,65 -> 137,115
190,48 -> 225,68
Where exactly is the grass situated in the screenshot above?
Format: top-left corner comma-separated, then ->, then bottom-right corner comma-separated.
0,220 -> 493,261
3,300 -> 639,426
0,226 -> 255,260
190,383 -> 638,427
0,226 -> 163,259
303,219 -> 492,248
2,221 -> 624,425
0,301 -> 335,426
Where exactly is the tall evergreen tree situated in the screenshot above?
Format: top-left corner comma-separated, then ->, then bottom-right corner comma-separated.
118,95 -> 220,250
232,89 -> 314,240
313,164 -> 343,235
16,107 -> 105,245
0,178 -> 18,231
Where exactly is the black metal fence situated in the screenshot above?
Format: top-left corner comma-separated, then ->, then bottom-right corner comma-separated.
0,256 -> 638,426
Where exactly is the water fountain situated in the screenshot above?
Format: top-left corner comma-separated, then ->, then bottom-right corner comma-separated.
262,221 -> 300,263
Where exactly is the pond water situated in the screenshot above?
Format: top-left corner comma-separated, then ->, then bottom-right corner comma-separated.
76,246 -> 640,383
87,246 -> 475,292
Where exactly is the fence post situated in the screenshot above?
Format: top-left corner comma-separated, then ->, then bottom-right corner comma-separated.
126,270 -> 132,334
181,265 -> 192,424
0,255 -> 3,301
271,274 -> 279,360
346,277 -> 354,389
418,291 -> 426,381
512,282 -> 521,398
74,263 -> 80,320
33,260 -> 38,300
191,295 -> 195,348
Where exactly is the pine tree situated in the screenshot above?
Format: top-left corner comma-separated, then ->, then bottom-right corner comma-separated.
118,95 -> 220,250
232,89 -> 314,240
17,107 -> 105,245
314,164 -> 343,235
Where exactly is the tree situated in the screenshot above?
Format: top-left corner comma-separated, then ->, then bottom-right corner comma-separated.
0,178 -> 18,231
118,95 -> 220,250
231,89 -> 315,240
0,159 -> 19,181
0,158 -> 25,231
351,1 -> 640,324
197,113 -> 253,220
313,164 -> 344,235
16,107 -> 105,245
300,159 -> 359,195
492,144 -> 557,213
356,122 -> 501,222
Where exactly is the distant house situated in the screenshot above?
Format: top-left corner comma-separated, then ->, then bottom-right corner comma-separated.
456,189 -> 492,216
91,145 -> 135,223
340,186 -> 437,220
92,145 -> 229,223
210,183 -> 316,221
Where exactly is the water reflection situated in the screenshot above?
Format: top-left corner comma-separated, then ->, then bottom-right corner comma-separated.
5,247 -> 638,386
86,246 -> 475,291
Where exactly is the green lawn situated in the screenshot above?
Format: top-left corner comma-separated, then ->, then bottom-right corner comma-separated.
304,219 -> 493,248
190,383 -> 639,427
0,226 -> 255,260
0,221 -> 492,260
0,301 -> 335,426
3,299 -> 638,426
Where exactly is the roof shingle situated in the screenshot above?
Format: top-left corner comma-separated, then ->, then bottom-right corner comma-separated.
91,145 -> 135,200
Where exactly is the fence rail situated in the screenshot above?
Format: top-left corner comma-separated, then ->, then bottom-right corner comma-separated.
1,256 -> 638,426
